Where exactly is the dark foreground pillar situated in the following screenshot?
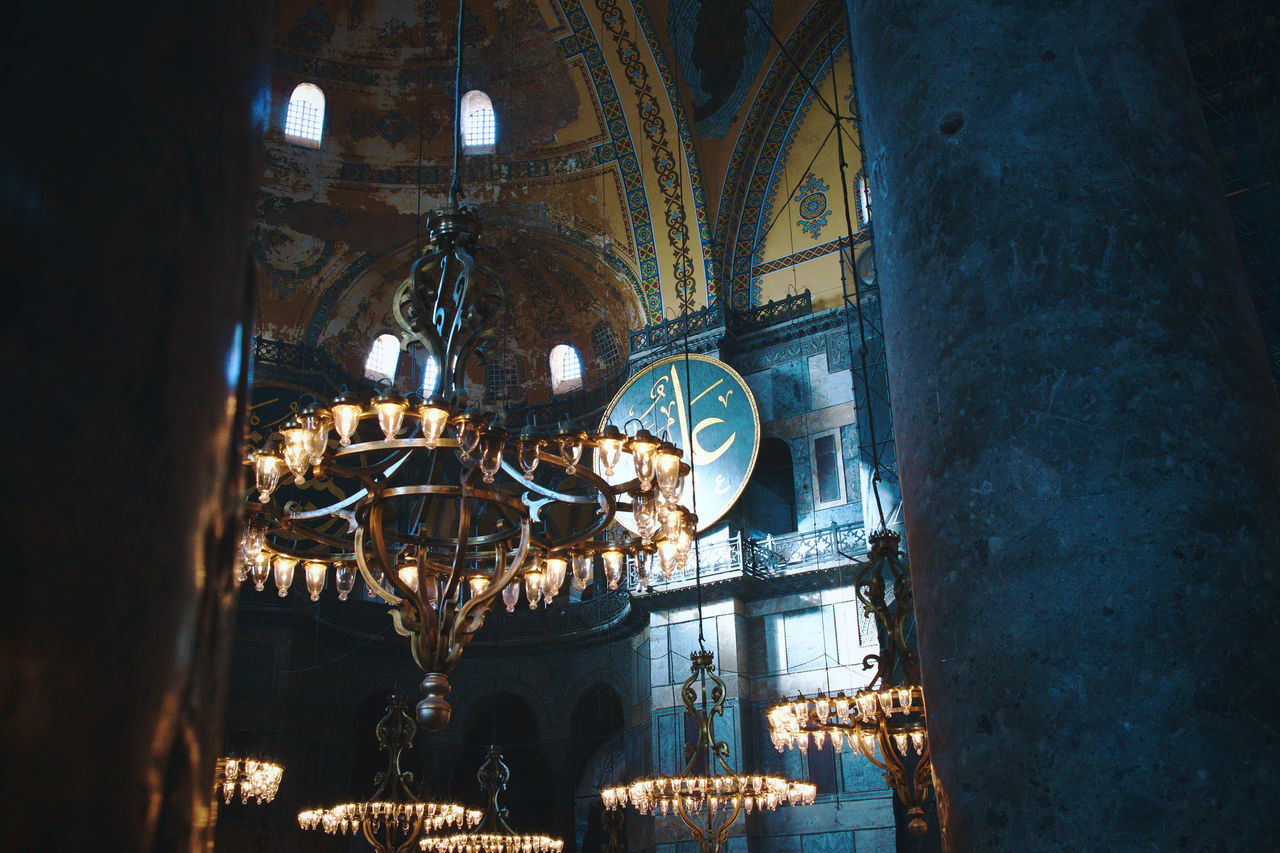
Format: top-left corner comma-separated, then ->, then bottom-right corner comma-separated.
846,0 -> 1280,849
0,3 -> 269,851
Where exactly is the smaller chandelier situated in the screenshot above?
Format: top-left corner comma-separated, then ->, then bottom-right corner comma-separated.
215,756 -> 283,805
765,529 -> 933,835
421,745 -> 562,853
298,694 -> 482,850
603,650 -> 815,852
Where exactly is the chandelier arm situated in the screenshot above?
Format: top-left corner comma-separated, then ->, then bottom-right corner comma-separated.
675,798 -> 706,849
443,519 -> 529,671
354,525 -> 400,603
714,800 -> 742,852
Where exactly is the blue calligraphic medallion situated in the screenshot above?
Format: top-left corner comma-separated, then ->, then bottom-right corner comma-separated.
599,354 -> 760,533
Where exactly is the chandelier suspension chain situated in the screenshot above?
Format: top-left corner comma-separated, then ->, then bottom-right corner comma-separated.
448,0 -> 465,207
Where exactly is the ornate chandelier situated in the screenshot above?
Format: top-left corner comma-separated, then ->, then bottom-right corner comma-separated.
764,529 -> 933,835
238,0 -> 693,731
215,755 -> 283,805
420,745 -> 563,853
602,650 -> 815,852
297,694 -> 482,849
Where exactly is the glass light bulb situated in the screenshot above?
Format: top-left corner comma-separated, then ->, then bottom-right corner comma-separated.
911,730 -> 926,753
299,408 -> 330,464
893,732 -> 910,755
654,443 -> 682,499
250,554 -> 270,591
601,548 -> 624,589
252,451 -> 285,502
524,571 -> 543,608
596,426 -> 624,476
559,434 -> 584,475
898,686 -> 914,712
629,431 -> 658,488
273,556 -> 297,597
517,437 -> 542,477
544,555 -> 567,592
656,536 -> 678,579
334,562 -> 356,600
304,560 -> 326,601
479,430 -> 507,484
397,560 -> 420,593
501,580 -> 520,612
468,576 -> 489,598
570,552 -> 592,590
241,523 -> 265,563
374,399 -> 406,440
457,417 -> 482,458
421,402 -> 449,445
331,401 -> 362,446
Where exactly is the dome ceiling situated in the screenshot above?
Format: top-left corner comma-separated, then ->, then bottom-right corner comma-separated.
253,0 -> 862,384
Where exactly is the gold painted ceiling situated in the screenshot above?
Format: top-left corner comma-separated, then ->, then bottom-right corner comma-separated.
255,0 -> 864,402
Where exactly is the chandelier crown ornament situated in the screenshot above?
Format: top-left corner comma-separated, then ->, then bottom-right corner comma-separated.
297,694 -> 482,851
215,755 -> 283,805
237,0 -> 693,732
602,650 -> 815,852
420,745 -> 564,853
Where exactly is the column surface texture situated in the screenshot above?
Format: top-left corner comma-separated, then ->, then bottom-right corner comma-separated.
0,2 -> 270,851
846,0 -> 1280,849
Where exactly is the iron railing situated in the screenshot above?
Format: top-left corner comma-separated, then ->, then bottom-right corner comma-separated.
625,290 -> 814,354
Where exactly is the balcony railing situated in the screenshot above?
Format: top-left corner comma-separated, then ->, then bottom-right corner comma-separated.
625,290 -> 815,355
628,521 -> 868,593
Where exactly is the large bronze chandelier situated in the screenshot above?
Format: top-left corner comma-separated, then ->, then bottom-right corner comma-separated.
602,650 -> 816,852
238,0 -> 692,731
765,529 -> 932,835
420,745 -> 563,853
297,693 -> 482,849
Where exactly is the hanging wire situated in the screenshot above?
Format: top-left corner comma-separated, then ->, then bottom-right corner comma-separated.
825,23 -> 887,530
414,0 -> 429,260
448,0 -> 466,207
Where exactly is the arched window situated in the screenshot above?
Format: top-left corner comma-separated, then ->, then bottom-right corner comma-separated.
284,82 -> 325,147
549,344 -> 583,395
460,90 -> 495,153
855,171 -> 871,227
422,354 -> 441,397
365,334 -> 400,382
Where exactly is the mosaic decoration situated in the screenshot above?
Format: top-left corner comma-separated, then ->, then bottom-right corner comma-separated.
713,0 -> 842,309
631,0 -> 718,307
250,196 -> 337,301
595,0 -> 698,314
556,0 -> 662,322
751,234 -> 857,278
285,3 -> 335,52
794,173 -> 831,239
667,0 -> 771,141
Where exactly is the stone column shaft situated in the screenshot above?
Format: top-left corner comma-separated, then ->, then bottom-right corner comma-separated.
846,0 -> 1280,848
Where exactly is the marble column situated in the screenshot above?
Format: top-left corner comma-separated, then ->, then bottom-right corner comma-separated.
0,3 -> 270,851
845,0 -> 1280,849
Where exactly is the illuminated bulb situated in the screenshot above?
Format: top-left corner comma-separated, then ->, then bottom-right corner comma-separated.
628,429 -> 659,489
334,562 -> 356,600
524,570 -> 542,608
418,396 -> 449,444
632,550 -> 651,591
252,450 -> 285,502
544,554 -> 567,595
632,491 -> 657,544
893,732 -> 910,755
398,558 -> 420,593
601,548 -> 624,589
879,690 -> 895,715
835,694 -> 851,723
468,576 -> 489,598
898,686 -> 914,712
280,422 -> 311,481
299,405 -> 331,464
331,392 -> 362,446
656,535 -> 678,579
250,554 -> 270,591
595,424 -> 624,476
272,556 -> 297,597
653,440 -> 682,500
501,580 -> 519,612
832,730 -> 844,752
570,551 -> 592,590
372,391 -> 407,440
304,560 -> 326,601
910,730 -> 926,753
